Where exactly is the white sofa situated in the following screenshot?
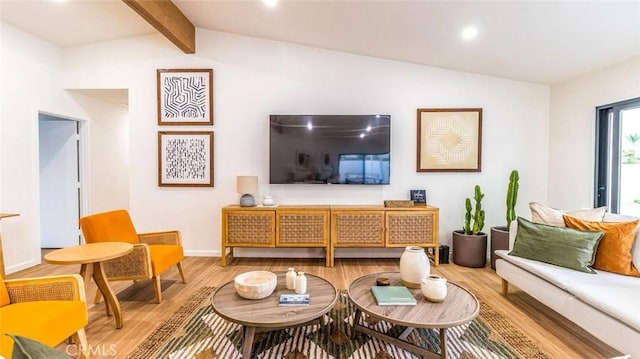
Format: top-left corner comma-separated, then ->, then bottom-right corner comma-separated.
495,214 -> 640,358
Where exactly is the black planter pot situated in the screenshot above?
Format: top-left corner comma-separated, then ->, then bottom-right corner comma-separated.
452,230 -> 488,268
490,226 -> 509,270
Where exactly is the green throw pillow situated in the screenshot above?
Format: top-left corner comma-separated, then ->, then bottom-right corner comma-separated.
6,334 -> 68,359
509,217 -> 603,273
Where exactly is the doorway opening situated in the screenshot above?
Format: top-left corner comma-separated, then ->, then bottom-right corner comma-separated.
38,113 -> 85,248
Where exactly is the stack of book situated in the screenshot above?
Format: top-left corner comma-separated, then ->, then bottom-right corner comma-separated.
279,293 -> 310,306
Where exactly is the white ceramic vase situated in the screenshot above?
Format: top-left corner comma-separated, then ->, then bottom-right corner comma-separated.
421,275 -> 448,302
399,246 -> 430,288
263,195 -> 275,206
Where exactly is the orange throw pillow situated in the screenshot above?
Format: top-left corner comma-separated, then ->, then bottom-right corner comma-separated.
563,215 -> 640,277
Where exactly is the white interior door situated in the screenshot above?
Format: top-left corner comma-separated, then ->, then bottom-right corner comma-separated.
39,116 -> 80,248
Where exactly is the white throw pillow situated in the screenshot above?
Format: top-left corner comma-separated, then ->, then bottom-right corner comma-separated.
529,202 -> 607,227
508,220 -> 518,250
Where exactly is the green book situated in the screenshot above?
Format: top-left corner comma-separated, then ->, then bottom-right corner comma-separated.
370,286 -> 417,306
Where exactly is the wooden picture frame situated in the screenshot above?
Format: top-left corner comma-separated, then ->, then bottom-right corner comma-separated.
158,131 -> 214,187
416,108 -> 482,172
157,69 -> 213,125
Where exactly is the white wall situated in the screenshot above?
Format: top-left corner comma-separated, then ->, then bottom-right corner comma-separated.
68,92 -> 130,214
0,22 -> 90,272
549,56 -> 640,210
1,24 -> 550,271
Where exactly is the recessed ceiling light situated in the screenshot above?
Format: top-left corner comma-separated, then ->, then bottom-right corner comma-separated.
263,0 -> 278,7
461,26 -> 478,40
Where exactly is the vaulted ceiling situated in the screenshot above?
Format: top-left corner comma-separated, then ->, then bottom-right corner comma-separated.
1,0 -> 639,84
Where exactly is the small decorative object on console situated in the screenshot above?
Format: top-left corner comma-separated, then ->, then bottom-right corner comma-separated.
410,190 -> 427,205
263,195 -> 275,206
400,246 -> 430,288
384,200 -> 414,208
234,271 -> 277,300
421,275 -> 448,302
237,176 -> 258,207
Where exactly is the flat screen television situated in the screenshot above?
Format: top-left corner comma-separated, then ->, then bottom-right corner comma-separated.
269,115 -> 390,184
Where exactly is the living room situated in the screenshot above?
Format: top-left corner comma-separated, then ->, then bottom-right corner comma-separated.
1,1 -> 639,358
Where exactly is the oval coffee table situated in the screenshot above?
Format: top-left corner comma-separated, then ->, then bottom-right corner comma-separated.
212,271 -> 338,358
348,271 -> 479,358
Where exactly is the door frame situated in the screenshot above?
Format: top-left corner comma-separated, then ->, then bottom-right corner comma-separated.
594,97 -> 640,213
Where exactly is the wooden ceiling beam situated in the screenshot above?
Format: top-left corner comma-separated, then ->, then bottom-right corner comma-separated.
123,0 -> 195,54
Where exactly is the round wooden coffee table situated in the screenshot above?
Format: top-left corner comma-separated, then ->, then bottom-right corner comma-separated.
348,271 -> 479,358
211,271 -> 338,358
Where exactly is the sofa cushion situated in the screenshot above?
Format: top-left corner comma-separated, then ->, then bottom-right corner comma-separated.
0,300 -> 88,358
603,213 -> 640,272
564,215 -> 640,277
496,250 -> 640,332
529,202 -> 607,227
509,217 -> 603,273
148,244 -> 184,276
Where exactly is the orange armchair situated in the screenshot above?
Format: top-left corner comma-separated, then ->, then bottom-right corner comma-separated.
79,209 -> 186,304
1,270 -> 89,358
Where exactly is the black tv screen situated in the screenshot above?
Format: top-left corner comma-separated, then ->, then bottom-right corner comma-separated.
269,115 -> 390,184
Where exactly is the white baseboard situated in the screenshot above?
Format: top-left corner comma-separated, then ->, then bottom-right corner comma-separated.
184,249 -> 219,257
6,259 -> 41,275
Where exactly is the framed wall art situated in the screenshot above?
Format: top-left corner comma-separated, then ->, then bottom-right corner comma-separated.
157,69 -> 213,125
416,108 -> 482,172
158,131 -> 214,187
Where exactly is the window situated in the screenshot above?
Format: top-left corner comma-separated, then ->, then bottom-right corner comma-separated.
595,97 -> 640,215
338,153 -> 390,184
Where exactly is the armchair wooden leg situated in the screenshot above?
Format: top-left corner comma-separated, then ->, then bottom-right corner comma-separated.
72,328 -> 89,359
177,262 -> 186,283
152,276 -> 162,304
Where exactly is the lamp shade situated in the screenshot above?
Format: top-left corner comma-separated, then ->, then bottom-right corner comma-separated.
237,176 -> 258,194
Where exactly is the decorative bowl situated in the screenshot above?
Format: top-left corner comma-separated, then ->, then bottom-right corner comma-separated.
234,271 -> 277,300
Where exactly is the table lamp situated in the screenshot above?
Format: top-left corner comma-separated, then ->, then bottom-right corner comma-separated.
237,176 -> 258,207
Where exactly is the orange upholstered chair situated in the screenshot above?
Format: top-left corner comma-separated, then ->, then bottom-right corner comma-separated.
0,240 -> 89,358
79,209 -> 186,304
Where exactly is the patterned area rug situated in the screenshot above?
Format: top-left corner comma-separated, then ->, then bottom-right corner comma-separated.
127,287 -> 550,359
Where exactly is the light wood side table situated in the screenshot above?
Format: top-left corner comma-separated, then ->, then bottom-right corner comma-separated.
44,242 -> 134,329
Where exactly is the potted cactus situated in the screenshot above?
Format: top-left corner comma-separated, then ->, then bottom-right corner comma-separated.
453,185 -> 488,268
490,170 -> 520,269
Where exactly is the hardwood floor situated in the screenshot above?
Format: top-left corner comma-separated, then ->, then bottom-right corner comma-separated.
7,255 -> 621,358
